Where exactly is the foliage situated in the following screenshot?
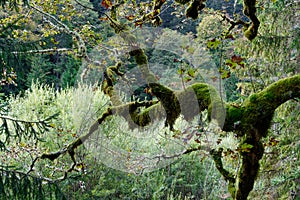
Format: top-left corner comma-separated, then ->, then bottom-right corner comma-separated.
0,0 -> 299,199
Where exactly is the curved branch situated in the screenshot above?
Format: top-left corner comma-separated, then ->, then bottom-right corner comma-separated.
242,0 -> 260,40
230,74 -> 300,200
29,108 -> 113,179
240,74 -> 300,137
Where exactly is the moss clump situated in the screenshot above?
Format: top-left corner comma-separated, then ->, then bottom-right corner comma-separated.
192,83 -> 225,127
242,0 -> 260,40
223,104 -> 243,131
249,93 -> 257,103
176,86 -> 202,121
129,49 -> 148,65
244,23 -> 259,41
149,83 -> 181,130
177,83 -> 225,127
190,83 -> 211,109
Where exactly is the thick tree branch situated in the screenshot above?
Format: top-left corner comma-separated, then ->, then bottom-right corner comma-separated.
231,74 -> 300,200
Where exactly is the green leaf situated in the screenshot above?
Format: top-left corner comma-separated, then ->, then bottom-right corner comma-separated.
177,68 -> 185,75
187,68 -> 195,77
207,38 -> 221,49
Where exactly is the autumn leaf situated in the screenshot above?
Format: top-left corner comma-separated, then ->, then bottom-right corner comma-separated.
226,55 -> 245,69
184,76 -> 192,82
125,15 -> 135,21
99,17 -> 109,21
135,21 -> 143,28
221,71 -> 231,79
101,0 -> 112,9
219,68 -> 231,79
225,59 -> 237,69
231,55 -> 243,63
194,138 -> 201,143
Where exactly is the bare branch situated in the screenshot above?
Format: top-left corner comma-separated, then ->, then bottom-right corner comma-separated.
12,48 -> 72,55
30,3 -> 90,61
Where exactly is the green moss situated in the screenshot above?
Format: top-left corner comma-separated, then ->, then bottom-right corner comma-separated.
263,92 -> 275,102
244,24 -> 258,41
129,49 -> 148,65
223,104 -> 243,131
249,93 -> 257,103
149,83 -> 181,130
190,83 -> 225,127
242,0 -> 260,40
228,182 -> 236,198
191,83 -> 211,106
240,75 -> 300,138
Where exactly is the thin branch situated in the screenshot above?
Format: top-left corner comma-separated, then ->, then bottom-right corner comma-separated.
28,108 -> 113,181
30,3 -> 91,61
12,48 -> 72,55
73,0 -> 100,12
220,14 -> 248,33
0,114 -> 53,124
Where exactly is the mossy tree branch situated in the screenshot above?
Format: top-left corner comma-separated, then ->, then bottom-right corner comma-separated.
242,0 -> 260,40
233,74 -> 300,199
210,148 -> 236,197
213,74 -> 300,200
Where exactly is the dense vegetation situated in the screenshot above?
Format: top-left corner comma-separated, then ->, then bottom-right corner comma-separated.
0,0 -> 299,199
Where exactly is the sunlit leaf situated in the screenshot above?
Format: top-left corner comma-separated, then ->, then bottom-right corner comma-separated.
207,38 -> 221,49
187,68 -> 195,78
184,76 -> 192,82
125,15 -> 135,21
177,68 -> 185,75
135,21 -> 143,28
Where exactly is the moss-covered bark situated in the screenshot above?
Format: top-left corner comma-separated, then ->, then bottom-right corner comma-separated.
232,74 -> 300,199
243,0 -> 260,40
107,4 -> 300,199
211,74 -> 300,200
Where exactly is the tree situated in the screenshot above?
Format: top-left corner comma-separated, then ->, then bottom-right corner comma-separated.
0,0 -> 299,199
